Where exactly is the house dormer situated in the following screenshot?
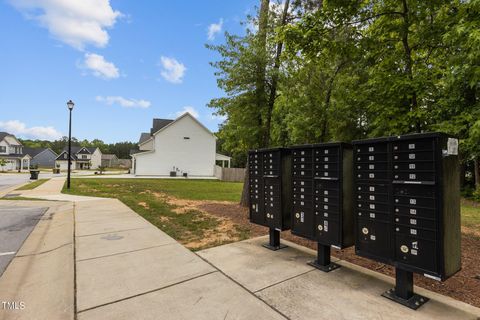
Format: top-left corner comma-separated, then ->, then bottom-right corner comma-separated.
0,132 -> 23,155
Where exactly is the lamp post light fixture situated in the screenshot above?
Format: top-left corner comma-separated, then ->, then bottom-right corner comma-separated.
66,100 -> 74,189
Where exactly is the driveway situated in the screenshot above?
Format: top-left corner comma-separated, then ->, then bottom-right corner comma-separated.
0,206 -> 47,276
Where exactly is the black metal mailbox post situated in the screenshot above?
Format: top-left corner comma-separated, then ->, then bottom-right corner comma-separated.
353,133 -> 461,310
290,143 -> 354,272
248,148 -> 292,250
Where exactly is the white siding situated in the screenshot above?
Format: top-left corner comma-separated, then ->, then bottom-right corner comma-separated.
134,115 -> 216,176
90,149 -> 102,169
139,139 -> 154,151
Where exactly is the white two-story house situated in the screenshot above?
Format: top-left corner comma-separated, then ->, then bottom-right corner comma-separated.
0,132 -> 31,171
55,146 -> 102,170
132,112 -> 229,177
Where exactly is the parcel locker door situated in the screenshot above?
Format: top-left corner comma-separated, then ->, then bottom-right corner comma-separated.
356,219 -> 393,261
395,234 -> 437,273
316,216 -> 340,245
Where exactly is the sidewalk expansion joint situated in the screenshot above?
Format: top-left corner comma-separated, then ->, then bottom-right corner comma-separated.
253,269 -> 316,293
76,242 -> 175,262
75,227 -> 153,238
194,253 -> 291,320
15,242 -> 72,258
76,270 -> 218,315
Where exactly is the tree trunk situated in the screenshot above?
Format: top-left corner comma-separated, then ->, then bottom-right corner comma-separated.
264,0 -> 290,147
475,157 -> 480,191
401,0 -> 420,132
256,0 -> 270,147
240,157 -> 250,207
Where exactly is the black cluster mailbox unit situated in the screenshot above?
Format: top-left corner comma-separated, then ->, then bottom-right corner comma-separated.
290,143 -> 354,271
353,132 -> 461,309
248,148 -> 292,250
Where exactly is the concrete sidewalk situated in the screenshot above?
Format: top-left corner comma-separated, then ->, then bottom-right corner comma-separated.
198,237 -> 480,320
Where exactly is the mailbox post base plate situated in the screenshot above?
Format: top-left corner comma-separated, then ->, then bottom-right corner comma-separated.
262,243 -> 288,251
308,260 -> 340,272
381,289 -> 429,310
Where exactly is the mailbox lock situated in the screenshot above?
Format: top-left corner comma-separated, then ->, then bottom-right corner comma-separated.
295,212 -> 300,219
362,227 -> 369,235
318,225 -> 323,231
400,245 -> 409,254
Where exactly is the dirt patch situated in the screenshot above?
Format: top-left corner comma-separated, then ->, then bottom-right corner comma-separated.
184,218 -> 241,250
462,226 -> 480,238
198,202 -> 480,309
137,202 -> 150,209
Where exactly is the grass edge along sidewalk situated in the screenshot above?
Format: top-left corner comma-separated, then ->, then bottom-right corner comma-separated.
62,178 -> 247,251
15,179 -> 50,191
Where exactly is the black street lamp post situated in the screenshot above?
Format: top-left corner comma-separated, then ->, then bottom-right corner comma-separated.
67,100 -> 74,189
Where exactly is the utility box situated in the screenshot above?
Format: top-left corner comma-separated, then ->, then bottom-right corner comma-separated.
290,143 -> 354,272
248,148 -> 292,250
353,132 -> 461,309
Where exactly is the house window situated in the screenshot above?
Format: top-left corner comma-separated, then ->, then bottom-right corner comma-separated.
82,155 -> 87,159
0,146 -> 5,153
183,137 -> 190,140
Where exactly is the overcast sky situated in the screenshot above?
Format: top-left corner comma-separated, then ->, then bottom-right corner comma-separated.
0,0 -> 257,143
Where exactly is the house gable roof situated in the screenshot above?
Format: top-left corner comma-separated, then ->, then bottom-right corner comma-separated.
152,112 -> 215,138
0,132 -> 22,146
62,146 -> 97,154
22,147 -> 57,158
138,132 -> 151,144
102,154 -> 118,160
56,151 -> 76,161
151,119 -> 174,135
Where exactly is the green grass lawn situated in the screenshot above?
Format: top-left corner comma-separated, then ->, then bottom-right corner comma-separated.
63,178 -> 243,202
15,179 -> 49,190
63,178 -> 245,250
461,204 -> 480,231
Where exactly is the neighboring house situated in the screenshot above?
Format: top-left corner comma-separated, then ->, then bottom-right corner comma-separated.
101,154 -> 119,167
23,147 -> 58,168
117,159 -> 132,169
55,146 -> 103,170
131,112 -> 230,176
0,132 -> 31,171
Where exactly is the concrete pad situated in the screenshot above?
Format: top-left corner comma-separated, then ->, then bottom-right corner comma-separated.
77,272 -> 286,320
76,243 -> 215,311
75,216 -> 154,236
198,236 -> 327,292
76,227 -> 177,261
0,245 -> 74,320
256,260 -> 480,320
75,209 -> 139,223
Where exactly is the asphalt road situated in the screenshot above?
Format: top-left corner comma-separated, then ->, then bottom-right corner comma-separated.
0,206 -> 47,276
0,174 -> 31,192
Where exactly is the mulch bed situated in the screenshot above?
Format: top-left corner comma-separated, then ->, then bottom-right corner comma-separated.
198,202 -> 480,308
